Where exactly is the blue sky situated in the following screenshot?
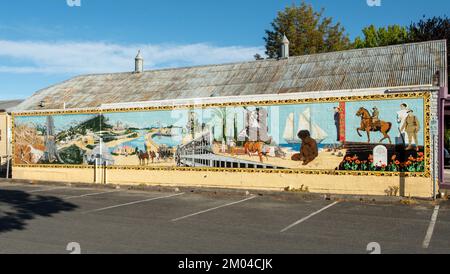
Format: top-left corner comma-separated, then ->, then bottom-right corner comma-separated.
0,0 -> 448,100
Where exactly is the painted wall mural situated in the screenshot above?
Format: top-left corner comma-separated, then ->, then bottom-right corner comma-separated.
12,93 -> 431,175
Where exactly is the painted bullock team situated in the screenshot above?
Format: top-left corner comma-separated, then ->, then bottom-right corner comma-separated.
136,146 -> 174,165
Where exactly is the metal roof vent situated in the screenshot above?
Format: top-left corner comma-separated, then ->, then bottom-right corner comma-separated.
281,34 -> 290,59
135,50 -> 144,73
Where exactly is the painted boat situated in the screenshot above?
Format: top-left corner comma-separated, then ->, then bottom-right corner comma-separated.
283,108 -> 328,144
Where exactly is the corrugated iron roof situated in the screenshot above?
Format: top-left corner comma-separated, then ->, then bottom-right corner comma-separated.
14,40 -> 447,111
0,100 -> 24,112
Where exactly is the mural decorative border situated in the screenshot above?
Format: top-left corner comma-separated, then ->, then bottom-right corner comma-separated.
11,91 -> 432,178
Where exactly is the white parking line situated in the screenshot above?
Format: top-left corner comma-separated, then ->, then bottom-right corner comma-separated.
172,196 -> 257,222
14,190 -> 119,207
28,187 -> 70,193
0,184 -> 21,188
83,192 -> 185,214
422,205 -> 440,249
65,190 -> 119,200
0,184 -> 69,193
280,201 -> 339,233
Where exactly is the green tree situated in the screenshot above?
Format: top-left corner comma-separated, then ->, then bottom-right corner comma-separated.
408,16 -> 450,85
353,25 -> 409,49
264,1 -> 350,58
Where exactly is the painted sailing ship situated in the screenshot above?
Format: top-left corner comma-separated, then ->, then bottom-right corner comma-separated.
283,108 -> 328,144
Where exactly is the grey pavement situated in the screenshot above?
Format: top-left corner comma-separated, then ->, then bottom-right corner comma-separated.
0,181 -> 449,254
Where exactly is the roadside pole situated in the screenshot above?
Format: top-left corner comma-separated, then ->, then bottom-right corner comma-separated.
94,157 -> 98,184
432,134 -> 436,200
103,160 -> 107,184
6,155 -> 10,179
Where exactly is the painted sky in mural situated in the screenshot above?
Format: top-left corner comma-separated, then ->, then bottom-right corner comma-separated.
13,96 -> 427,173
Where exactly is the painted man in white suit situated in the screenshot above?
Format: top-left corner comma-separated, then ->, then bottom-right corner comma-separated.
397,103 -> 410,145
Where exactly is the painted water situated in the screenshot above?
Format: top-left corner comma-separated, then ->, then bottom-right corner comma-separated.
280,143 -> 335,153
110,132 -> 181,153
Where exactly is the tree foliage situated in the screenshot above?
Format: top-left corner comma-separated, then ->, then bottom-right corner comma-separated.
408,16 -> 450,84
353,17 -> 449,84
353,25 -> 409,48
263,3 -> 449,85
264,1 -> 350,58
409,16 -> 450,44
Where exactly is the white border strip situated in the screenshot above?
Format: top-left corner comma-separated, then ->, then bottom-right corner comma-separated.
12,85 -> 435,115
100,86 -> 435,110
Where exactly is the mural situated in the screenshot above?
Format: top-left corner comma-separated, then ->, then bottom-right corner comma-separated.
13,94 -> 429,174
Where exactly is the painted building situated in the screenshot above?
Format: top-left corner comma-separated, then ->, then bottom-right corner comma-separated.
0,113 -> 8,159
0,100 -> 24,170
10,40 -> 448,198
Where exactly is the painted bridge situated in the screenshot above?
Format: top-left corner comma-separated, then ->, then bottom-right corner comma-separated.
176,133 -> 285,170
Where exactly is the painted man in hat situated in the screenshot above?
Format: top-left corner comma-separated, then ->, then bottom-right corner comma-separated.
401,109 -> 421,151
371,107 -> 380,129
333,107 -> 341,142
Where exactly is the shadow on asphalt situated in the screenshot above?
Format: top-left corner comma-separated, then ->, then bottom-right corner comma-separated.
0,162 -> 10,179
0,189 -> 78,233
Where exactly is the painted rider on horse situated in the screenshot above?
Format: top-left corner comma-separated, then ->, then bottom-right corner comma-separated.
371,107 -> 381,130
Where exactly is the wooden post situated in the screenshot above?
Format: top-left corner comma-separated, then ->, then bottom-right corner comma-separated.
6,155 -> 10,179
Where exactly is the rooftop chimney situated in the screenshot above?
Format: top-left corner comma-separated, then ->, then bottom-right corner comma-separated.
135,50 -> 144,73
281,34 -> 290,59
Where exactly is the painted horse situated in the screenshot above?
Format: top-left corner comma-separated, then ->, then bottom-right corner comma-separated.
137,151 -> 150,165
244,141 -> 268,163
356,107 -> 392,144
149,151 -> 157,163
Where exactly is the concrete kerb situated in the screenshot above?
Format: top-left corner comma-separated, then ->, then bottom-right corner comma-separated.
0,178 -> 437,205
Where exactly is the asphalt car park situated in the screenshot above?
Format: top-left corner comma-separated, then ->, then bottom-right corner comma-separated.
0,181 -> 448,254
